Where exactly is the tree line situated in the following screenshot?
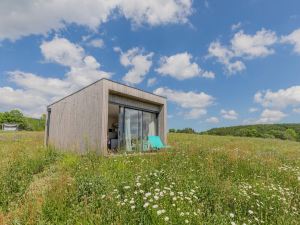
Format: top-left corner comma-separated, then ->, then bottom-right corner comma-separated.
169,124 -> 300,142
0,110 -> 46,131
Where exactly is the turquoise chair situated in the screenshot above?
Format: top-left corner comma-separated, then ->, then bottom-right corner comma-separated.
148,136 -> 170,150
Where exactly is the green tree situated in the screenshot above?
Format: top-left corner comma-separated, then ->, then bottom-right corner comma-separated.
284,128 -> 298,141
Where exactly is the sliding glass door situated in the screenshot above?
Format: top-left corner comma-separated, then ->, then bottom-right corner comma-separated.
123,108 -> 157,151
124,108 -> 141,151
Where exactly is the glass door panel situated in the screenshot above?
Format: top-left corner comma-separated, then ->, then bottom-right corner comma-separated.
124,108 -> 141,151
123,108 -> 158,152
142,111 -> 157,151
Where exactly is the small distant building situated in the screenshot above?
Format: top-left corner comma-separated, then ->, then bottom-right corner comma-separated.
2,123 -> 19,131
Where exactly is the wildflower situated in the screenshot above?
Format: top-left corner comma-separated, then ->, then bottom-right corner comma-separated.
153,204 -> 158,209
180,212 -> 185,216
170,192 -> 174,196
131,205 -> 135,209
136,182 -> 141,187
145,192 -> 151,197
155,182 -> 159,185
157,209 -> 166,215
248,210 -> 254,215
143,202 -> 149,208
185,219 -> 189,224
124,186 -> 130,189
154,195 -> 159,200
101,194 -> 106,199
164,216 -> 169,222
231,222 -> 236,225
129,199 -> 134,204
229,213 -> 235,218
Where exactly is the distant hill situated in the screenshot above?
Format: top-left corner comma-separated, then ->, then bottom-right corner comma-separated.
200,124 -> 300,142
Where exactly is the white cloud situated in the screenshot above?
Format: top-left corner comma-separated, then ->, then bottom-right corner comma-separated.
87,38 -> 104,48
231,29 -> 277,58
281,28 -> 300,54
257,109 -> 286,124
221,109 -> 238,120
293,108 -> 300,113
184,109 -> 207,120
0,37 -> 112,117
206,117 -> 219,124
41,37 -> 84,67
231,22 -> 242,31
8,71 -> 70,97
118,47 -> 153,85
156,52 -> 215,80
154,87 -> 215,119
208,28 -> 277,74
0,87 -> 48,117
208,41 -> 246,74
41,37 -> 111,87
0,0 -> 193,41
254,86 -> 300,109
118,0 -> 192,27
249,107 -> 259,113
147,77 -> 157,87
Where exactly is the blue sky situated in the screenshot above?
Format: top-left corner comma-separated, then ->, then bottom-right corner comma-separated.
0,0 -> 300,131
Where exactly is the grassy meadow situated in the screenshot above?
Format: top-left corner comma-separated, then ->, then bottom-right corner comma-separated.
0,132 -> 299,225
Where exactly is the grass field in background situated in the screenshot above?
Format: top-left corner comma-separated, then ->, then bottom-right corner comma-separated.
0,132 -> 299,224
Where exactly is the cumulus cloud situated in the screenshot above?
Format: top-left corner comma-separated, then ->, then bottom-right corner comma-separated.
254,86 -> 300,109
0,37 -> 111,117
231,22 -> 242,31
249,107 -> 259,113
257,109 -> 286,123
281,28 -> 300,54
154,87 -> 214,119
184,109 -> 207,120
206,117 -> 219,124
147,77 -> 157,87
208,41 -> 246,74
117,47 -> 153,85
87,38 -> 104,48
0,0 -> 193,41
156,52 -> 215,80
41,37 -> 111,87
8,71 -> 70,97
0,87 -> 48,117
293,108 -> 300,113
208,29 -> 277,74
231,29 -> 277,58
221,109 -> 238,120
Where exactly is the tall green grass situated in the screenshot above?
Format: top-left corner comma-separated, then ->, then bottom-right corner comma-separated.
0,132 -> 299,224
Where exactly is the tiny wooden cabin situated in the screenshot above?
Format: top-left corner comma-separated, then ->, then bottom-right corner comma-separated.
45,78 -> 167,155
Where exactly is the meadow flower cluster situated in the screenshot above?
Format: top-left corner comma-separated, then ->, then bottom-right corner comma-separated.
237,181 -> 299,224
111,170 -> 203,224
278,164 -> 300,182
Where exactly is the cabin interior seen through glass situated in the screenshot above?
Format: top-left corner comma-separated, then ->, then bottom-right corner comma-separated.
108,103 -> 158,152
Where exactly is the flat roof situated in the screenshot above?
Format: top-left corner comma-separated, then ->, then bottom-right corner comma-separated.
47,78 -> 166,107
